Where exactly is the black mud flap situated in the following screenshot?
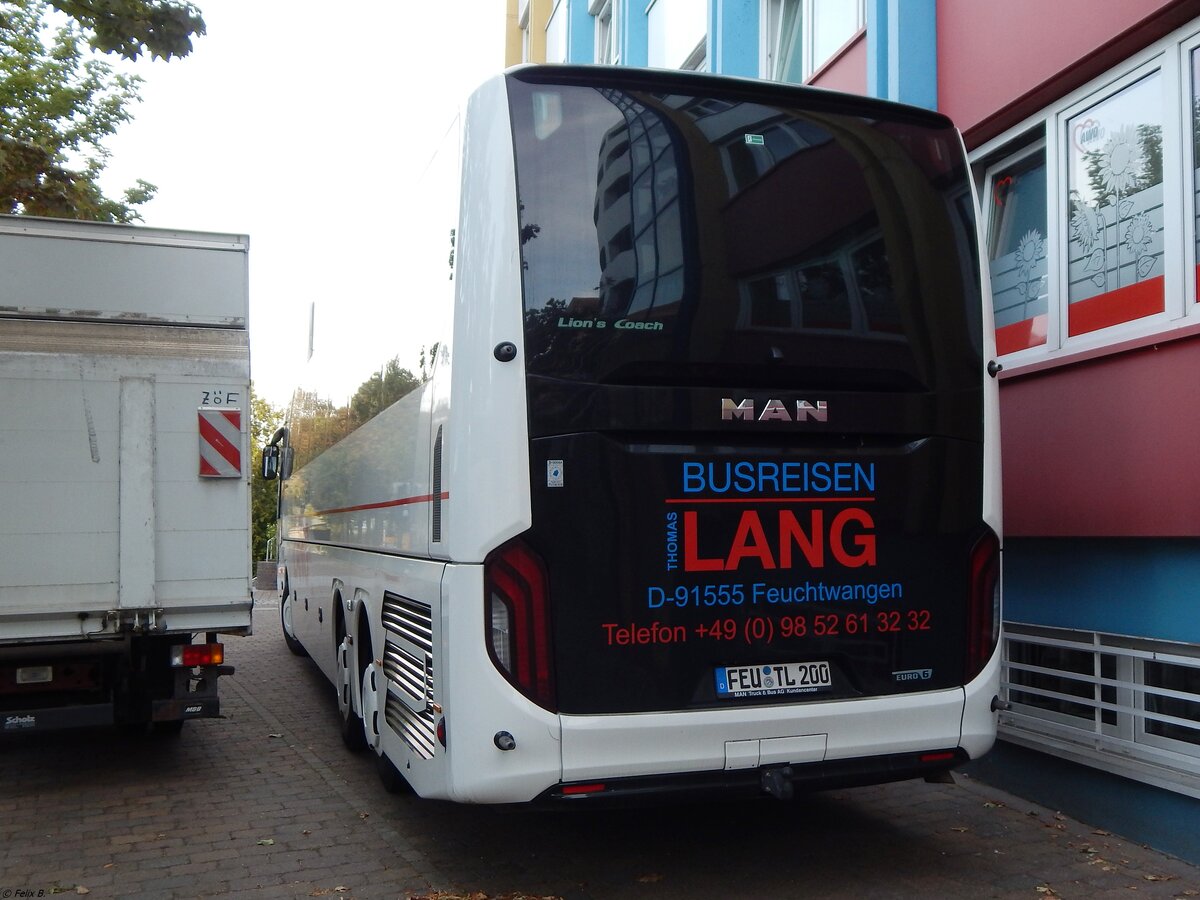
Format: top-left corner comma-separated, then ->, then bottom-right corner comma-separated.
151,663 -> 234,722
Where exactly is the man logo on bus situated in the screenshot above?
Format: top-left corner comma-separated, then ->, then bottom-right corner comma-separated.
721,398 -> 828,423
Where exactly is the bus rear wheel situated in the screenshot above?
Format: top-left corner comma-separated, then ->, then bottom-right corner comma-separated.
376,752 -> 413,794
281,593 -> 306,657
337,632 -> 368,752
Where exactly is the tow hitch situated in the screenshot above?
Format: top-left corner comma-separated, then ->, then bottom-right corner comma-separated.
761,765 -> 794,800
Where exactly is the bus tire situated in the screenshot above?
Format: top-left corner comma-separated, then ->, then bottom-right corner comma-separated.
376,752 -> 413,795
281,593 -> 307,657
337,631 -> 368,752
340,691 -> 368,751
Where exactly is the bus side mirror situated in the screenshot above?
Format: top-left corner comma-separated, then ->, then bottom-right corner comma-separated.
261,444 -> 281,480
262,426 -> 292,481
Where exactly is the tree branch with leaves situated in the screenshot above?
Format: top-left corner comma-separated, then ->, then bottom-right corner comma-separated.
0,0 -> 204,222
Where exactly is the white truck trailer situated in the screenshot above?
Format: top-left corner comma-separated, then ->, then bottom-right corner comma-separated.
0,215 -> 252,734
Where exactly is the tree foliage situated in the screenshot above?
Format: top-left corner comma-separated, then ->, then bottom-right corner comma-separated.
349,357 -> 422,427
46,0 -> 205,60
285,353 -> 434,484
249,383 -> 284,563
0,0 -> 204,221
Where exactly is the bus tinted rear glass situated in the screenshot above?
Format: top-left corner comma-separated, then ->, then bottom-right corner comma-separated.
509,79 -> 982,392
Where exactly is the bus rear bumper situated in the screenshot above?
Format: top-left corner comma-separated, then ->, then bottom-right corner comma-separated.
557,652 -> 1000,792
537,747 -> 971,803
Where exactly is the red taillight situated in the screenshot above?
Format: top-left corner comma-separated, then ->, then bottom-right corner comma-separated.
172,643 -> 224,667
562,783 -> 606,796
484,539 -> 556,710
920,751 -> 957,764
965,529 -> 1001,682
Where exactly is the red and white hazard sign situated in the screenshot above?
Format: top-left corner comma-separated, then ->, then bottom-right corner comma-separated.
198,408 -> 242,478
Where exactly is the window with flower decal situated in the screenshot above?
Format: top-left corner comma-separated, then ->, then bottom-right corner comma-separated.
975,24 -> 1200,363
986,146 -> 1048,354
1065,73 -> 1164,336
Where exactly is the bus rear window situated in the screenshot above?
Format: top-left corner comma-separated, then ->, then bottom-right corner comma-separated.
509,78 -> 982,392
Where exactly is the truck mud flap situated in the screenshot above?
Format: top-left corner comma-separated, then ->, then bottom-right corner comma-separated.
3,703 -> 114,734
152,696 -> 220,721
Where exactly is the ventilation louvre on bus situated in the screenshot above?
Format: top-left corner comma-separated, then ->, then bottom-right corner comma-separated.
484,539 -> 556,710
965,528 -> 1001,683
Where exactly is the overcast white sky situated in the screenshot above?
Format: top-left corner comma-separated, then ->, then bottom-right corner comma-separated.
99,1 -> 507,408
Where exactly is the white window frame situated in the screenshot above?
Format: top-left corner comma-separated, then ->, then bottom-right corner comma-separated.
760,0 -> 781,79
1180,29 -> 1200,319
681,38 -> 707,72
971,19 -> 1200,371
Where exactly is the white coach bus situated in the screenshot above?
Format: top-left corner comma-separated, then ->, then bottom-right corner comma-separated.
262,65 -> 1003,804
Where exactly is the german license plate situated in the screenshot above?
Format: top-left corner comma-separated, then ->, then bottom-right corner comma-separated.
716,661 -> 832,698
16,665 -> 52,685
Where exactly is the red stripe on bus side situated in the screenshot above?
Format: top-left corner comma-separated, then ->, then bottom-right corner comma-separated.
665,497 -> 875,504
313,492 -> 450,517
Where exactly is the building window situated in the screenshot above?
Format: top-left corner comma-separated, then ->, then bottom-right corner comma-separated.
974,23 -> 1200,365
764,0 -> 864,83
805,0 -> 863,76
592,0 -> 619,65
1002,624 -> 1200,794
546,0 -> 567,64
519,0 -> 532,63
647,0 -> 707,70
985,144 -> 1049,355
763,0 -> 803,82
1065,72 -> 1164,337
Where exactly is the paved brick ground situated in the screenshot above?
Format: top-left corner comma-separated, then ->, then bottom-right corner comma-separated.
2,593 -> 1199,899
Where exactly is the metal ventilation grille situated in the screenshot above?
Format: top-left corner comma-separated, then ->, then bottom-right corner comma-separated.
380,591 -> 436,759
384,641 -> 431,706
381,592 -> 433,654
384,693 -> 437,760
431,425 -> 443,543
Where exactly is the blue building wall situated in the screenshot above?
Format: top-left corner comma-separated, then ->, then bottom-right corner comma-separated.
1006,539 -> 1200,644
621,0 -> 648,67
867,0 -> 936,109
710,0 -> 759,77
566,0 -> 594,63
967,744 -> 1200,866
565,0 -> 937,110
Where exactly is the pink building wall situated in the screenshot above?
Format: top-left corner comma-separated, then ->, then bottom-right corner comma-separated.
808,31 -> 867,96
1000,332 -> 1200,537
938,0 -> 1200,146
